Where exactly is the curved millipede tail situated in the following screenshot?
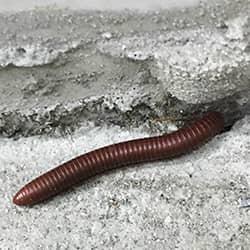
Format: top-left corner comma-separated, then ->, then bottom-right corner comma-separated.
13,111 -> 224,206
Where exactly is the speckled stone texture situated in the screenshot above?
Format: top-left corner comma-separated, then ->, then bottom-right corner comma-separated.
0,0 -> 249,138
0,0 -> 250,249
0,116 -> 250,249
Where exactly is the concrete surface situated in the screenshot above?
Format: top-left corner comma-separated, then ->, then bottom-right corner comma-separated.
0,0 -> 249,138
0,0 -> 250,249
0,0 -> 199,12
0,116 -> 250,249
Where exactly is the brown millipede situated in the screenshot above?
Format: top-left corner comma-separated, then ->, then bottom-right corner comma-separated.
13,111 -> 224,206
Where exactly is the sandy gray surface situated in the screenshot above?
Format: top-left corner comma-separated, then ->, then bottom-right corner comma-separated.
0,0 -> 250,249
0,116 -> 250,249
0,0 -> 199,12
0,0 -> 249,138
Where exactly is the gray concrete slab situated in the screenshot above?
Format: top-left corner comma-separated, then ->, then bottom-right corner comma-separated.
0,116 -> 249,249
0,0 -> 199,12
0,0 -> 250,249
0,0 -> 249,138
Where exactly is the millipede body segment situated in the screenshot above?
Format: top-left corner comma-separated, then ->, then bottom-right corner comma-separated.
13,111 -> 224,206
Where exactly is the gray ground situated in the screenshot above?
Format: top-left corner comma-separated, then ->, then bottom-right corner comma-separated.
0,0 -> 250,249
1,116 -> 250,249
0,0 -> 249,138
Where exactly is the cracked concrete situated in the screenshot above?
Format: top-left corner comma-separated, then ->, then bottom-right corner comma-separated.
0,115 -> 250,249
0,0 -> 249,138
98,15 -> 250,104
0,0 -> 250,249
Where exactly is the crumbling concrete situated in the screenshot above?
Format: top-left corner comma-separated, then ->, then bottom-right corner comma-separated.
0,1 -> 250,249
0,0 -> 249,138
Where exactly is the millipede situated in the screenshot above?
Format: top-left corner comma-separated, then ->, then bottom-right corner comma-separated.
13,111 -> 224,206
